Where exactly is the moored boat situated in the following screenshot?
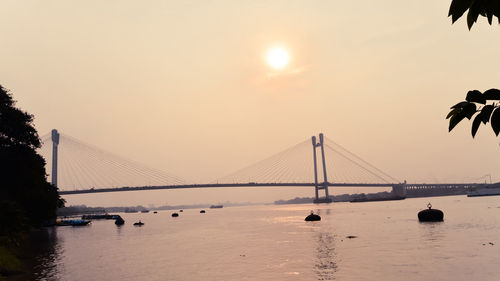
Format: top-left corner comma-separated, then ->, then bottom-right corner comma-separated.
57,219 -> 91,226
133,221 -> 144,226
114,215 -> 125,226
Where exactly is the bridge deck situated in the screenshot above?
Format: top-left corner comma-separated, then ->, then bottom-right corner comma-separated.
58,183 -> 482,195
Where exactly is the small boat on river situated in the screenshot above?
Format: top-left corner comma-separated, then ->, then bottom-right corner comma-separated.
115,216 -> 125,226
57,219 -> 91,226
133,221 -> 144,226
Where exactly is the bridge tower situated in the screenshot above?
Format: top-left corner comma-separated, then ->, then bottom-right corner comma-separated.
51,129 -> 60,187
312,133 -> 332,203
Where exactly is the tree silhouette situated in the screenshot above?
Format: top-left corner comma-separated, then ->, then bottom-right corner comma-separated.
0,85 -> 64,234
449,0 -> 500,29
447,1 -> 500,137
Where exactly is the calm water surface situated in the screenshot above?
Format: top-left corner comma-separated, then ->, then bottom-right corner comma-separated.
24,196 -> 500,280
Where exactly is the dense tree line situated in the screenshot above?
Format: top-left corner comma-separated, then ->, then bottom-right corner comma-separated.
0,85 -> 64,235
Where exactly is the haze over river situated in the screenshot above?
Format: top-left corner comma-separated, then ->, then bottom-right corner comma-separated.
23,195 -> 500,281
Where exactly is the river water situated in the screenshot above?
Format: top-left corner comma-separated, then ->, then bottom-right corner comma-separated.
21,195 -> 500,281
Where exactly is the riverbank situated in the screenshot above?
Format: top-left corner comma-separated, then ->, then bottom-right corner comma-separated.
274,187 -> 470,205
57,201 -> 268,216
275,190 -> 401,204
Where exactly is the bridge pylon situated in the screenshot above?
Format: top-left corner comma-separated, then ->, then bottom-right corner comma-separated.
312,133 -> 332,203
51,129 -> 60,187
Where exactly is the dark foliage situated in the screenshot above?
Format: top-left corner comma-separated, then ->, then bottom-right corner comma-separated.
447,89 -> 500,137
0,85 -> 64,235
449,0 -> 500,29
447,1 -> 499,138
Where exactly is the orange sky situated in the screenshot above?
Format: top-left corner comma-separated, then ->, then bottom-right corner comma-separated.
1,1 -> 500,205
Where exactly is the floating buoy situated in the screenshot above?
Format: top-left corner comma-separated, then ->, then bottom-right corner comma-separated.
172,213 -> 179,217
305,211 -> 321,221
418,203 -> 444,222
115,216 -> 125,226
200,210 -> 206,213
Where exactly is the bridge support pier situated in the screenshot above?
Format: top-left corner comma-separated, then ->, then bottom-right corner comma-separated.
391,183 -> 407,198
312,133 -> 332,203
51,129 -> 59,187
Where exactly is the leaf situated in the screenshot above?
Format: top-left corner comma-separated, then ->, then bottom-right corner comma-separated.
467,1 -> 481,29
472,112 -> 482,138
480,104 -> 494,124
462,102 -> 477,119
483,88 -> 500,100
451,101 -> 468,109
485,1 -> 500,24
491,107 -> 500,136
449,112 -> 466,132
446,107 -> 461,119
465,90 -> 486,104
449,0 -> 473,23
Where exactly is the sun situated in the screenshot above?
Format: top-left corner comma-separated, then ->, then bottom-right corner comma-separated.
266,47 -> 290,70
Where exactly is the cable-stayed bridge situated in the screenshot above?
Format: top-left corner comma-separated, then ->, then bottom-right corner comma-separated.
38,130 -> 483,203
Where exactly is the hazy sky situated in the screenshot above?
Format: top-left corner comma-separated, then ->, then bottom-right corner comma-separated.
1,1 -> 500,204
